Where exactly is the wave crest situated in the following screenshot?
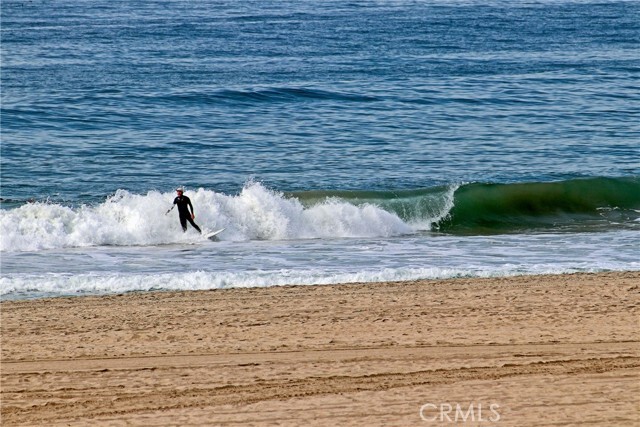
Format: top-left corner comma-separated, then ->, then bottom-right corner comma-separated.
0,182 -> 412,252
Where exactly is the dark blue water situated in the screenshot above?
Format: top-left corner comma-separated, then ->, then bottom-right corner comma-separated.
2,0 -> 639,204
1,0 -> 639,299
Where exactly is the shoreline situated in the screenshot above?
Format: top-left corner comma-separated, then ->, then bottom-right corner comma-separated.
2,271 -> 639,425
4,268 -> 640,303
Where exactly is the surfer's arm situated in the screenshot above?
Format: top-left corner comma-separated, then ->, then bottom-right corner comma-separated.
165,204 -> 175,215
188,200 -> 195,218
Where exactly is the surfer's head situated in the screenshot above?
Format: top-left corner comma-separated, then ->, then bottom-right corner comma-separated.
176,187 -> 184,194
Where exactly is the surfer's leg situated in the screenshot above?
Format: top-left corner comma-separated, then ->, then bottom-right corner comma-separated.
179,216 -> 188,232
188,218 -> 202,233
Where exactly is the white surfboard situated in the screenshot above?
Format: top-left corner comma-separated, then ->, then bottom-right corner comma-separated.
204,228 -> 226,240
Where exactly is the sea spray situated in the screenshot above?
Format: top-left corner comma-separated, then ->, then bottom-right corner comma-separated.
177,183 -> 413,240
2,178 -> 639,252
288,184 -> 458,230
0,182 -> 413,252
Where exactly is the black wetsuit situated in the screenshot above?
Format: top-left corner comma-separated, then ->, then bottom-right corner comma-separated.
173,195 -> 202,233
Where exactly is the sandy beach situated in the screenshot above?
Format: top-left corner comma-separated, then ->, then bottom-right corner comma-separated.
1,271 -> 639,426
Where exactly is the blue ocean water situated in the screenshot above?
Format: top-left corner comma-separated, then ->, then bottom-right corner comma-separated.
1,0 -> 639,299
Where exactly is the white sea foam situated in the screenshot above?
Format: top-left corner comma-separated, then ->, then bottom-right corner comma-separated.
3,183 -> 637,300
2,227 -> 638,299
0,264 -> 620,299
0,182 -> 414,252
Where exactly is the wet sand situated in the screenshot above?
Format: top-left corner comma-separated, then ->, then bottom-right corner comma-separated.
1,272 -> 639,426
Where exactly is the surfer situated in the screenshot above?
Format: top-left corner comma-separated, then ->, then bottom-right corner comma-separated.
166,188 -> 202,233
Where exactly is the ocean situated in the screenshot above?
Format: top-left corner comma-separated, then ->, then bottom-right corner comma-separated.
1,0 -> 639,299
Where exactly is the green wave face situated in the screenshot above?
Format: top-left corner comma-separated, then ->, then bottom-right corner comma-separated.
288,186 -> 457,228
290,177 -> 640,235
436,177 -> 640,234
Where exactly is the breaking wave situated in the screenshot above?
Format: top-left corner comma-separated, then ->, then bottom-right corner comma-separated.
2,177 -> 638,252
